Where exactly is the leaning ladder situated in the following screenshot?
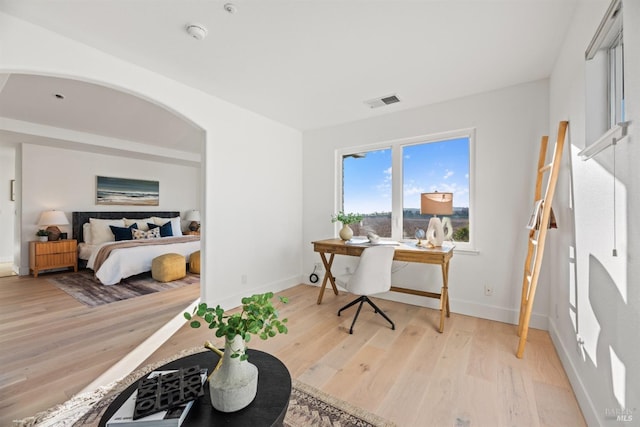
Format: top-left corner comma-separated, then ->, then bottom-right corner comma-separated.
517,121 -> 568,358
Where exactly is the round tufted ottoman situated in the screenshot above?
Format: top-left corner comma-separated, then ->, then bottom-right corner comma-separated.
189,250 -> 201,274
152,253 -> 186,282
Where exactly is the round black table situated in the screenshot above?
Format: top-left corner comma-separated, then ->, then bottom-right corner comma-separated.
99,349 -> 291,426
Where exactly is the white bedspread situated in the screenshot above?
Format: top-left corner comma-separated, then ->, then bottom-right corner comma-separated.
86,239 -> 200,285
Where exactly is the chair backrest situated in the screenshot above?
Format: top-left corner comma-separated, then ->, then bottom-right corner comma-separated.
346,246 -> 395,296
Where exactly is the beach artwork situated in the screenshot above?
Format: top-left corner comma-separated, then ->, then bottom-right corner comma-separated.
96,176 -> 159,206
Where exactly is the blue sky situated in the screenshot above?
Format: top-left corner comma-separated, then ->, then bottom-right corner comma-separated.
343,137 -> 469,214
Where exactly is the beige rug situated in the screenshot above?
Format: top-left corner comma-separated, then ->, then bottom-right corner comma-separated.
47,270 -> 199,307
15,347 -> 396,427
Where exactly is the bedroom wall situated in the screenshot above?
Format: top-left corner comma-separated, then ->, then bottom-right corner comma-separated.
547,0 -> 639,425
17,143 -> 201,274
1,12 -> 303,305
0,144 -> 16,263
303,79 -> 550,328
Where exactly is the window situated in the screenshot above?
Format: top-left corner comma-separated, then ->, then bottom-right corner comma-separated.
339,129 -> 474,249
585,0 -> 625,144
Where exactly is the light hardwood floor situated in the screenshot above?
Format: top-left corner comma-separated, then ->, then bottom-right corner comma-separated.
0,272 -> 586,426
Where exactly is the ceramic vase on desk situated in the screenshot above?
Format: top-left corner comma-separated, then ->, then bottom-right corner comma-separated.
339,223 -> 354,240
208,335 -> 258,412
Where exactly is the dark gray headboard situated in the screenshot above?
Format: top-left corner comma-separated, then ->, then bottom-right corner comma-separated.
72,211 -> 180,243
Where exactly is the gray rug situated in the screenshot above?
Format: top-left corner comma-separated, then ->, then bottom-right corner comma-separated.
47,270 -> 199,307
15,347 -> 396,427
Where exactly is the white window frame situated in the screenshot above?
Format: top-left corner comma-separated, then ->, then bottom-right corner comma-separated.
336,128 -> 476,252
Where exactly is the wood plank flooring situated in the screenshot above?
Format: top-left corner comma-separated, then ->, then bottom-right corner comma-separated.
0,272 -> 585,426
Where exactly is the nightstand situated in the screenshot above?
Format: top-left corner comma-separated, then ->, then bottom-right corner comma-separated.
29,239 -> 78,277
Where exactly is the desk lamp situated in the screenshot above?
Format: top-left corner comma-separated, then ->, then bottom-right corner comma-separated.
37,210 -> 69,241
420,192 -> 453,247
185,209 -> 201,231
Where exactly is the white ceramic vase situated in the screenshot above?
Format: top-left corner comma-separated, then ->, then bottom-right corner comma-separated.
339,223 -> 353,240
209,334 -> 258,412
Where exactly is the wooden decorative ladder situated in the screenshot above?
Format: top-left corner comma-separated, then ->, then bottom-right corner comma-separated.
517,120 -> 568,358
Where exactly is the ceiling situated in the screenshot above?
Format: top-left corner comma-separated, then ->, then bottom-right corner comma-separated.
0,0 -> 582,153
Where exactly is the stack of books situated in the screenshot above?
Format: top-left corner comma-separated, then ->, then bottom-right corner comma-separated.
106,365 -> 207,427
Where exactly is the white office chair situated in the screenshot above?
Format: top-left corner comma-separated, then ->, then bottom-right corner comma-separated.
337,245 -> 395,334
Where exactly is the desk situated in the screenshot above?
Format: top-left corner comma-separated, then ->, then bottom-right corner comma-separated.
312,238 -> 454,332
99,350 -> 291,427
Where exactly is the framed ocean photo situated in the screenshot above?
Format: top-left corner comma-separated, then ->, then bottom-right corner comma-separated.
96,176 -> 159,206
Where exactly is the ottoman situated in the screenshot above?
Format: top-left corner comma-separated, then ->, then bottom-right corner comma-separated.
152,253 -> 186,282
189,250 -> 201,274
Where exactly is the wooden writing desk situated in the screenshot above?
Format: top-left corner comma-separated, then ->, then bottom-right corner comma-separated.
312,238 -> 454,332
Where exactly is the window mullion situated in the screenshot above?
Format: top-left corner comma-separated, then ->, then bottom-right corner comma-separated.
391,144 -> 403,240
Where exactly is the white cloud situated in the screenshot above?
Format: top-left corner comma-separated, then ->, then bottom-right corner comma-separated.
443,169 -> 454,179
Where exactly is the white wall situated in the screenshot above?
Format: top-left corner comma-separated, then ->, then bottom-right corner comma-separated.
0,144 -> 15,263
18,143 -> 201,273
303,80 -> 550,328
548,0 -> 639,425
1,11 -> 304,305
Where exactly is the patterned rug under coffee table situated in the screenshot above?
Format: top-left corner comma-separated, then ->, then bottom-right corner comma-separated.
47,270 -> 199,307
15,347 -> 396,427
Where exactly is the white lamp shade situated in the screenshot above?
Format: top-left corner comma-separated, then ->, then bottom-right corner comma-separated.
420,192 -> 453,216
184,210 -> 201,222
37,210 -> 69,226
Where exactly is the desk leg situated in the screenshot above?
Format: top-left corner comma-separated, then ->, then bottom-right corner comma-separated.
438,259 -> 451,333
317,253 -> 338,304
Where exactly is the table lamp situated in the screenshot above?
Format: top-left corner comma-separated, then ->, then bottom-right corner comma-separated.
420,192 -> 453,247
185,209 -> 201,231
37,210 -> 69,241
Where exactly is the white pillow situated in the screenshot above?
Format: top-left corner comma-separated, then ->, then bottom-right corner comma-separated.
151,216 -> 183,236
123,217 -> 154,231
90,218 -> 125,245
82,223 -> 92,244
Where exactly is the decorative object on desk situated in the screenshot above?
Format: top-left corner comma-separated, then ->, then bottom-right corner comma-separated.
184,292 -> 289,412
37,209 -> 69,241
331,211 -> 363,240
414,228 -> 425,246
366,231 -> 380,244
35,229 -> 49,242
184,209 -> 200,232
420,192 -> 453,247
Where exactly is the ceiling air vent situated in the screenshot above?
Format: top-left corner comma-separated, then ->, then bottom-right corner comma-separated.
364,94 -> 401,109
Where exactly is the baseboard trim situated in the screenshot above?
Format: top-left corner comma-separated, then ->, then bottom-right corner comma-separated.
548,318 -> 600,426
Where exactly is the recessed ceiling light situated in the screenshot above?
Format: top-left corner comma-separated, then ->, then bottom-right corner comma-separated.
186,24 -> 207,40
224,3 -> 237,14
53,93 -> 65,100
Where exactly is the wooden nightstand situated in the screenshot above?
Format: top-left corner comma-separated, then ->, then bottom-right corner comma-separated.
29,239 -> 78,277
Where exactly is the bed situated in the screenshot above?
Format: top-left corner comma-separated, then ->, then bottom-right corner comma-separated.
72,211 -> 200,285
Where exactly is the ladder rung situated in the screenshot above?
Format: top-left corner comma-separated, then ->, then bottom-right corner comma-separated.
539,163 -> 552,173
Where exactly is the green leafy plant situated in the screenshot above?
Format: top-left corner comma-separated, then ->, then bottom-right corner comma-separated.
36,229 -> 49,236
331,211 -> 363,225
184,292 -> 288,361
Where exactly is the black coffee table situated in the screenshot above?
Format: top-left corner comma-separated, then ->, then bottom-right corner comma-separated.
99,349 -> 291,426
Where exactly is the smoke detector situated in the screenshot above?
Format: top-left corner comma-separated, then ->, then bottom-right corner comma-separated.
186,24 -> 207,40
364,94 -> 401,109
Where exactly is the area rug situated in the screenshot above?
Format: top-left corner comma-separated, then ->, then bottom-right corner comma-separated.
14,347 -> 396,427
47,270 -> 199,307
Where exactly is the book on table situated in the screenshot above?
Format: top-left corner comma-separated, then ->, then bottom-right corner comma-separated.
106,367 -> 207,427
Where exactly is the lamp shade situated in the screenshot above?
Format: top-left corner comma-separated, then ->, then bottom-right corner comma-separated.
37,210 -> 69,226
184,210 -> 200,222
420,192 -> 453,216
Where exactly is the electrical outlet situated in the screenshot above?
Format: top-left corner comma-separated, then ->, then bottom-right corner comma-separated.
484,284 -> 493,296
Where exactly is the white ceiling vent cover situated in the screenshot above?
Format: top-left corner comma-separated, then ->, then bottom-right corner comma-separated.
364,94 -> 401,109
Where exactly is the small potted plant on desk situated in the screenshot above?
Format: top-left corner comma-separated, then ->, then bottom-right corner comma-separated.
184,292 -> 288,413
331,211 -> 363,240
36,229 -> 49,242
